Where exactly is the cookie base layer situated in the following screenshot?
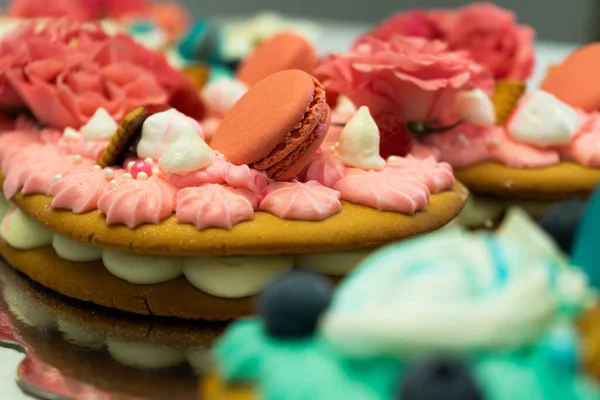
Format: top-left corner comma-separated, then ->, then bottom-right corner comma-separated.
201,374 -> 256,400
0,243 -> 255,321
455,162 -> 600,200
10,182 -> 468,256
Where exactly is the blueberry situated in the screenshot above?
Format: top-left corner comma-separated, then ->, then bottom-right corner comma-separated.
256,270 -> 332,338
398,359 -> 484,400
539,199 -> 587,254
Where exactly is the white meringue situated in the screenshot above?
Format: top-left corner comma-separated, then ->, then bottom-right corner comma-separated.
334,106 -> 385,170
452,89 -> 496,127
81,108 -> 118,141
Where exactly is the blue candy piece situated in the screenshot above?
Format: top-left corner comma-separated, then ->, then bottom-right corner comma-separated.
538,325 -> 581,372
398,359 -> 484,400
178,19 -> 222,65
539,199 -> 587,255
572,183 -> 600,288
256,270 -> 332,338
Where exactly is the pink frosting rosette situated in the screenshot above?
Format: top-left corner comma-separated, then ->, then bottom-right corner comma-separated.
176,184 -> 257,230
56,135 -> 109,162
444,3 -> 535,81
49,167 -> 123,213
0,131 -> 42,162
97,176 -> 176,228
259,181 -> 342,221
316,36 -> 493,124
384,155 -> 455,193
166,153 -> 270,199
353,3 -> 535,81
334,169 -> 430,214
299,151 -> 347,188
0,21 -> 198,130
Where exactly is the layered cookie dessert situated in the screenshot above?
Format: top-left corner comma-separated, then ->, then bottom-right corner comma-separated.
0,21 -> 466,320
205,209 -> 600,399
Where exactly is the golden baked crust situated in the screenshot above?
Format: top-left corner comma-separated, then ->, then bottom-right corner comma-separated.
200,374 -> 256,400
455,162 -> 600,200
10,182 -> 468,256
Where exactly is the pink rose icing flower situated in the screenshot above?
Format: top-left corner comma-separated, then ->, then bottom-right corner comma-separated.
97,176 -> 176,228
0,21 -> 198,130
334,169 -> 430,214
50,167 -> 122,214
259,181 -> 342,221
384,155 -> 455,193
316,36 -> 493,124
8,0 -> 92,21
20,157 -> 94,196
354,2 -> 535,81
445,3 -> 535,81
0,131 -> 42,162
176,185 -> 257,230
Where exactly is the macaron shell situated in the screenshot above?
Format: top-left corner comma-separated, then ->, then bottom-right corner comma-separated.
237,32 -> 318,87
541,43 -> 600,111
274,106 -> 331,181
211,70 -> 315,166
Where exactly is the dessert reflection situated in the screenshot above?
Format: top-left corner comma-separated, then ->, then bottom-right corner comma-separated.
0,262 -> 225,399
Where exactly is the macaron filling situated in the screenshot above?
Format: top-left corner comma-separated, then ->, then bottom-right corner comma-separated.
251,76 -> 327,178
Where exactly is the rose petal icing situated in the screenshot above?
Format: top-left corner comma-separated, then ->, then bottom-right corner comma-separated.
410,142 -> 441,160
259,181 -> 342,221
385,155 -> 455,194
300,151 -> 347,187
97,177 -> 176,228
176,184 -> 256,230
489,129 -> 560,168
50,168 -> 123,214
334,169 -> 430,214
166,153 -> 270,198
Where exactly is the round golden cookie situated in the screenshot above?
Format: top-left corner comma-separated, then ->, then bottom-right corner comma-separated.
11,182 -> 469,256
0,242 -> 343,321
201,374 -> 256,400
455,162 -> 600,200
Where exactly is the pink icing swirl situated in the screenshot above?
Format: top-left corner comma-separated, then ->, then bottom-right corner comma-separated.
0,131 -> 42,163
97,177 -> 176,228
259,181 -> 342,221
300,151 -> 347,187
385,155 -> 455,193
176,184 -> 256,230
166,153 -> 270,198
49,168 -> 123,213
334,169 -> 430,214
3,153 -> 85,198
56,135 -> 109,162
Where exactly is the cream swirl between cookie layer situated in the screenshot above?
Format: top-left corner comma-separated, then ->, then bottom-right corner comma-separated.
0,198 -> 365,299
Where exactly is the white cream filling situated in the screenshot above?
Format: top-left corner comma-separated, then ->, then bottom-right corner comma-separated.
295,250 -> 372,276
186,347 -> 215,375
0,207 -> 53,249
57,318 -> 106,349
102,251 -> 183,285
183,256 -> 293,298
53,234 -> 103,262
106,337 -> 187,370
458,195 -> 556,228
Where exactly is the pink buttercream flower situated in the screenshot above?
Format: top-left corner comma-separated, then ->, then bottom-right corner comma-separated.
316,36 -> 493,123
355,10 -> 445,44
8,0 -> 91,20
445,2 -> 535,81
0,21 -> 198,129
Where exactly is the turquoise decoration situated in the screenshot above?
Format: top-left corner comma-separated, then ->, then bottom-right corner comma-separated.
572,183 -> 600,289
214,210 -> 600,400
128,20 -> 157,35
209,66 -> 234,82
178,19 -> 223,65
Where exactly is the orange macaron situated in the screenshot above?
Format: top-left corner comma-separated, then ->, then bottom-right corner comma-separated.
236,32 -> 318,87
211,69 -> 330,180
541,43 -> 600,111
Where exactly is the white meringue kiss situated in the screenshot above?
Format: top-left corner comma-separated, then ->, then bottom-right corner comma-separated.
335,106 -> 385,170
